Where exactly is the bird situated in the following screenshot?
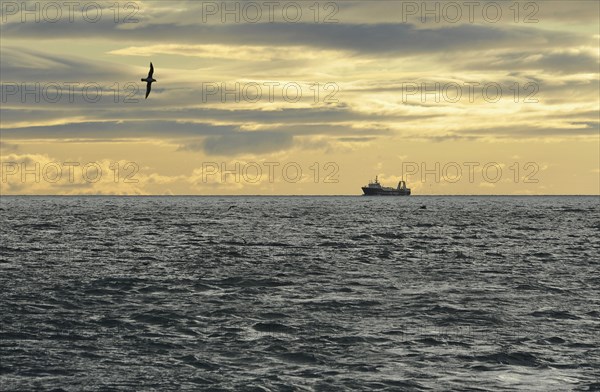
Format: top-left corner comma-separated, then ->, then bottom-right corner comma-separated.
141,62 -> 156,99
227,205 -> 236,211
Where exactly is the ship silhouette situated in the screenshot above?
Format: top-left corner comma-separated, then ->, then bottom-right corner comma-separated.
362,176 -> 411,196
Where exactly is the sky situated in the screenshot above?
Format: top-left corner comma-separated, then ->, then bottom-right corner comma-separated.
0,0 -> 599,195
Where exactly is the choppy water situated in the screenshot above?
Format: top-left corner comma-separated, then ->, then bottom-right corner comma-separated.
1,196 -> 599,391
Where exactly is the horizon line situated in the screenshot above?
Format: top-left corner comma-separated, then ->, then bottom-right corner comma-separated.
1,194 -> 599,197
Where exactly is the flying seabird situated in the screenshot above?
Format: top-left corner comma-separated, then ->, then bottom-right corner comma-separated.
141,62 -> 156,99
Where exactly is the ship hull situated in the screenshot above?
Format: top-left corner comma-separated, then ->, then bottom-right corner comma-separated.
362,187 -> 411,196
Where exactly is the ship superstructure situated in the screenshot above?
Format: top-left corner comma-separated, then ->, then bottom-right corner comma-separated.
361,176 -> 411,196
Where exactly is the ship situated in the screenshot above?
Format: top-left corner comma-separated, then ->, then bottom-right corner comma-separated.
362,176 -> 411,196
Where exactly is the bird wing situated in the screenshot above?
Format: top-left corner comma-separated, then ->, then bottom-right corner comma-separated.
148,62 -> 154,78
145,82 -> 152,99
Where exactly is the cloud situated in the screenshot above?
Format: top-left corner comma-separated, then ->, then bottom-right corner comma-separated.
337,137 -> 376,142
464,50 -> 599,74
183,131 -> 294,155
0,142 -> 19,152
108,43 -> 342,61
459,122 -> 600,137
0,47 -> 138,82
2,19 -> 591,56
0,120 -> 238,139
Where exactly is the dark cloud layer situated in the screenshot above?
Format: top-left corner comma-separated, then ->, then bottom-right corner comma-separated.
2,20 -> 589,55
200,132 -> 294,155
465,51 -> 600,74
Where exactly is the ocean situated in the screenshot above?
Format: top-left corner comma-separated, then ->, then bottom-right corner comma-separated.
1,196 -> 599,391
